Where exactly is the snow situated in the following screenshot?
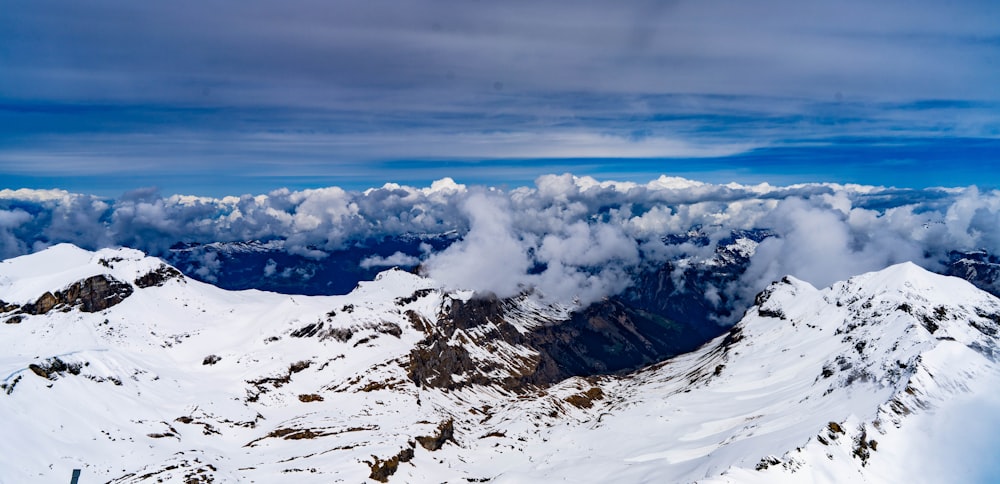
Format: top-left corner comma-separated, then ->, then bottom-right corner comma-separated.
1,245 -> 999,483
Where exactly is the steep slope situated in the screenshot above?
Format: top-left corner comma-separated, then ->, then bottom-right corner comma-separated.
442,262 -> 1000,483
1,246 -> 999,483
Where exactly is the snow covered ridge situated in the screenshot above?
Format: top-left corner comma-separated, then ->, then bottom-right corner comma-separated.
1,245 -> 1000,483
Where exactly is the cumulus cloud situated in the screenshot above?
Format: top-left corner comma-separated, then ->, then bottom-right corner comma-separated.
0,209 -> 32,259
360,252 -> 422,269
422,193 -> 532,298
263,259 -> 278,277
1,175 -> 999,311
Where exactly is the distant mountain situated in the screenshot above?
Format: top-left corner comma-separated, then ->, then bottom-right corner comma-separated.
2,245 -> 999,482
946,249 -> 1000,298
159,229 -> 1000,332
163,234 -> 457,295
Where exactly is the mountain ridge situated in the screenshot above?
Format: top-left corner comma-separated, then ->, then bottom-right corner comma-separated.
1,245 -> 999,483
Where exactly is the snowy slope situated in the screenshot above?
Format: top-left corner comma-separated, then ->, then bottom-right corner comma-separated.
2,245 -> 999,483
445,263 -> 1000,483
0,245 -> 454,483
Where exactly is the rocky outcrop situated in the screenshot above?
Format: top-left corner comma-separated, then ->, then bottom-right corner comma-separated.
134,264 -> 184,288
526,299 -> 710,383
415,419 -> 455,451
408,291 -> 717,392
407,295 -> 543,391
27,357 -> 83,380
0,300 -> 19,313
367,446 -> 415,482
19,275 -> 134,315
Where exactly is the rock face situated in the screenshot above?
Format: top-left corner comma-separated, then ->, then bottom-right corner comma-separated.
527,299 -> 709,381
405,230 -> 776,393
408,294 -> 541,391
626,228 -> 775,327
21,275 -> 134,315
407,291 -> 718,392
134,264 -> 184,288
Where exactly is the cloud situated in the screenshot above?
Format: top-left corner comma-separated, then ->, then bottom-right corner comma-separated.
359,252 -> 422,269
263,258 -> 278,277
1,1 -> 997,190
0,209 -> 32,259
897,369 -> 1000,483
421,192 -> 532,298
1,174 -> 999,311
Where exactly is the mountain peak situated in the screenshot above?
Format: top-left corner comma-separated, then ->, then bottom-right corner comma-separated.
829,260 -> 987,309
0,244 -> 178,305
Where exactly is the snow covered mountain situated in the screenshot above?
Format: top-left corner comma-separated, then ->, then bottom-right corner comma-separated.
2,245 -> 999,483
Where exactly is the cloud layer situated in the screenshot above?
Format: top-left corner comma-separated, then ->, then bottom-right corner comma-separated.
1,1 -> 998,193
2,175 -> 999,312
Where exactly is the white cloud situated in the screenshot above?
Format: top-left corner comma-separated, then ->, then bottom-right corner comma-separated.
360,252 -> 422,269
422,193 -> 532,298
263,258 -> 278,277
1,175 -> 999,311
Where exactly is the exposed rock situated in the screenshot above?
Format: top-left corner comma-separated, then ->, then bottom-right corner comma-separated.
135,264 -> 184,288
290,322 -> 323,338
407,295 -> 539,391
404,230 -> 769,392
20,275 -> 134,315
395,288 -> 434,306
245,361 -> 311,402
22,292 -> 58,315
526,299 -> 709,384
244,427 -> 331,446
322,327 -> 354,342
564,386 -> 605,409
298,393 -> 324,403
1,374 -> 22,395
368,446 -> 414,482
27,357 -> 84,380
0,300 -> 20,313
415,419 -> 455,451
408,290 -> 714,392
63,275 -> 134,312
404,310 -> 428,333
375,322 -> 402,338
202,355 -> 222,365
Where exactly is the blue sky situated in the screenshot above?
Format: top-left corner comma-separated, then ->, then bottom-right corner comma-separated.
1,0 -> 998,196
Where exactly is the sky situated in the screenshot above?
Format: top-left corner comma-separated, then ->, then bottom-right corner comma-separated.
1,0 -> 999,196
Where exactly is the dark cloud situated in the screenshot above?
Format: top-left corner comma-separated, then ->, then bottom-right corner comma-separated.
5,0 -> 997,101
0,0 -> 997,188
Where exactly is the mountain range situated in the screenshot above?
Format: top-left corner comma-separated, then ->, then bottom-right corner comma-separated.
2,244 -> 1000,483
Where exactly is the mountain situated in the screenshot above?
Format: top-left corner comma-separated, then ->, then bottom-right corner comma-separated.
946,249 -> 1000,298
163,234 -> 457,295
1,245 -> 999,483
